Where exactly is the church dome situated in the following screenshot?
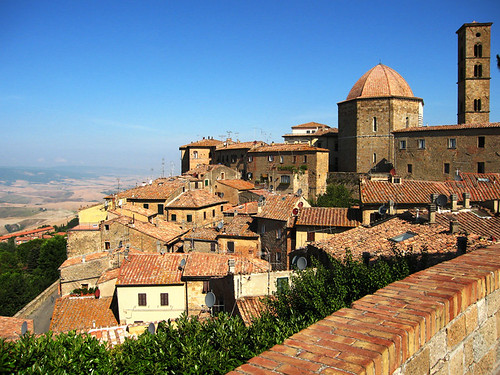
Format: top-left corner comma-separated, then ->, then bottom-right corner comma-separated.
346,64 -> 415,100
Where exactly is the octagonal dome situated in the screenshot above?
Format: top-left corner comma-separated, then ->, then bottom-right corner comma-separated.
346,64 -> 415,101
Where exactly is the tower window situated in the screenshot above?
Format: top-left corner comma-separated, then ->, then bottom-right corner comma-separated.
268,155 -> 274,162
448,139 -> 456,149
474,64 -> 482,78
373,117 -> 377,132
478,136 -> 485,148
418,139 -> 426,149
477,162 -> 485,174
444,163 -> 450,174
474,44 -> 482,58
474,99 -> 482,112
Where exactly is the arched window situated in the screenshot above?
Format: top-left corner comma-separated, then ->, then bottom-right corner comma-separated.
373,117 -> 377,132
474,44 -> 482,58
474,64 -> 482,77
405,117 -> 409,127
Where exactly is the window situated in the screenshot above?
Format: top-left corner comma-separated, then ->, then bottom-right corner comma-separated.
448,139 -> 456,149
261,224 -> 266,234
476,64 -> 483,77
248,155 -> 253,162
105,241 -> 110,250
478,136 -> 485,148
193,151 -> 198,159
205,179 -> 209,186
307,231 -> 315,242
171,214 -> 177,221
231,155 -> 237,163
444,163 -> 450,174
373,117 -> 377,132
280,175 -> 290,184
373,153 -> 377,163
158,204 -> 164,215
268,155 -> 274,162
389,232 -> 417,243
220,172 -> 225,180
143,203 -> 149,209
227,241 -> 234,253
276,277 -> 288,292
474,99 -> 482,112
406,117 -> 410,127
212,209 -> 215,217
202,280 -> 210,293
276,228 -> 282,239
221,205 -> 224,211
317,142 -> 322,148
247,172 -> 253,180
210,243 -> 216,252
138,293 -> 146,306
407,164 -> 413,174
474,44 -> 482,58
478,162 -> 485,174
203,212 -> 206,220
160,293 -> 169,306
81,283 -> 88,289
104,224 -> 109,231
195,182 -> 200,189
276,252 -> 282,263
303,155 -> 307,163
399,140 -> 407,150
187,214 -> 192,222
418,139 -> 426,149
279,155 -> 284,163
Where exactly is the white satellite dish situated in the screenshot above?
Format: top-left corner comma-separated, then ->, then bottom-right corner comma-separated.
21,321 -> 28,336
378,205 -> 388,215
205,292 -> 216,308
296,257 -> 307,270
147,322 -> 155,334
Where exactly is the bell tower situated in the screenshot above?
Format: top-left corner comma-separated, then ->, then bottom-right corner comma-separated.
457,22 -> 492,124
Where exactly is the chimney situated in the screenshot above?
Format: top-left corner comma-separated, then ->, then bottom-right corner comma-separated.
430,193 -> 439,204
462,192 -> 471,209
450,220 -> 460,234
388,200 -> 395,215
450,194 -> 458,211
428,203 -> 436,224
228,259 -> 235,274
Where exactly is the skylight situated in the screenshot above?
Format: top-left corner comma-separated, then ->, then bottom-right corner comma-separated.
389,231 -> 417,242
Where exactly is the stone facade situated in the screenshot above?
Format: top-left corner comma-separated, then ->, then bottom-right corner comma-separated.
59,254 -> 110,296
394,124 -> 500,180
257,218 -> 290,271
67,228 -> 101,258
179,138 -> 222,174
165,204 -> 225,230
457,22 -> 492,124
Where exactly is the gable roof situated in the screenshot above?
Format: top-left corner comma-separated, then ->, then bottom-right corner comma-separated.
249,143 -> 329,153
216,141 -> 266,150
435,209 -> 500,239
167,189 -> 227,208
291,122 -> 330,129
183,253 -> 270,278
179,138 -> 223,149
235,296 -> 267,326
50,296 -> 118,333
219,216 -> 257,237
217,179 -> 255,190
224,202 -> 259,215
117,253 -> 185,285
108,178 -> 187,200
296,207 -> 362,228
254,194 -> 306,222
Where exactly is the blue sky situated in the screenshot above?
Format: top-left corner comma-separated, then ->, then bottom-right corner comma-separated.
1,1 -> 499,175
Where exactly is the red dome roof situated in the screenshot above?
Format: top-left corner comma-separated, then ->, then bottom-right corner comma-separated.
346,64 -> 415,100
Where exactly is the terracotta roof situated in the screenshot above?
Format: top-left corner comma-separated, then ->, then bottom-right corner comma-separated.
183,253 -> 270,278
0,316 -> 34,341
224,202 -> 259,215
216,141 -> 266,150
345,64 -> 416,101
117,253 -> 185,285
69,224 -> 100,231
97,268 -> 121,284
392,122 -> 500,133
435,209 -> 500,240
360,174 -> 500,205
249,143 -> 329,153
254,194 -> 306,222
59,252 -> 109,269
296,207 -> 362,228
217,179 -> 255,190
129,219 -> 186,243
116,203 -> 157,218
291,122 -> 330,129
167,189 -> 226,208
220,216 -> 257,237
179,138 -> 223,149
310,214 -> 489,261
184,227 -> 219,241
235,296 -> 267,326
0,226 -> 54,241
108,178 -> 186,200
87,325 -> 130,348
50,296 -> 118,333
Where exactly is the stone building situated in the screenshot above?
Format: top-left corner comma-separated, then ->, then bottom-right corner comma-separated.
337,63 -> 424,174
457,22 -> 492,124
214,141 -> 266,177
179,137 -> 223,174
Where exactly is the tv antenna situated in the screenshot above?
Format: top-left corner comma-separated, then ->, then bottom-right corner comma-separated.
161,158 -> 165,178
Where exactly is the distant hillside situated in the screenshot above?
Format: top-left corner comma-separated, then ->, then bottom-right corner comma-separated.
0,166 -> 147,185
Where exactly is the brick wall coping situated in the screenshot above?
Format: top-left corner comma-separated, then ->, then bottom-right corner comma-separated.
228,244 -> 500,375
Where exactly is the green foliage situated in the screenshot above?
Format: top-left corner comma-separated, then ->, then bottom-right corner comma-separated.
312,183 -> 357,207
54,217 -> 79,232
71,286 -> 97,295
276,164 -> 308,174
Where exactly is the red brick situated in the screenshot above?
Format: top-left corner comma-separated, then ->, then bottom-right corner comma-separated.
247,356 -> 279,370
260,351 -> 322,373
236,363 -> 277,375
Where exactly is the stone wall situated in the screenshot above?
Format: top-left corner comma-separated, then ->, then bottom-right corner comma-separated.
229,244 -> 500,375
67,229 -> 101,258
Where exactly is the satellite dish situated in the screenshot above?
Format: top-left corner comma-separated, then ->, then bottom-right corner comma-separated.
390,168 -> 396,176
219,192 -> 224,198
296,257 -> 307,270
454,172 -> 462,181
21,321 -> 28,336
378,205 -> 388,215
179,258 -> 186,268
258,196 -> 265,203
297,188 -> 303,196
205,292 -> 216,308
298,201 -> 304,208
435,194 -> 448,207
292,208 -> 299,216
216,221 -> 224,231
147,322 -> 155,334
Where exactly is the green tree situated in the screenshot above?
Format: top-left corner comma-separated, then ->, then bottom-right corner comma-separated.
35,236 -> 67,284
312,183 -> 356,207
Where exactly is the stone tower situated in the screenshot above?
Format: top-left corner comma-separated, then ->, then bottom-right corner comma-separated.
337,64 -> 424,173
457,22 -> 492,124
